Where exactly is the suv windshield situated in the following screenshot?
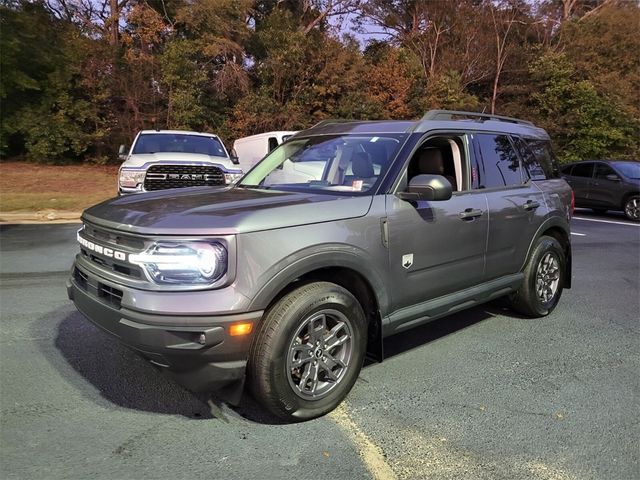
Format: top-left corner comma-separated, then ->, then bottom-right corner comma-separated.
132,134 -> 227,157
239,134 -> 406,194
614,161 -> 640,179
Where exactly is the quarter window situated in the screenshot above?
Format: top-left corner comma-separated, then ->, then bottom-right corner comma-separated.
514,137 -> 546,180
525,140 -> 560,178
474,134 -> 523,188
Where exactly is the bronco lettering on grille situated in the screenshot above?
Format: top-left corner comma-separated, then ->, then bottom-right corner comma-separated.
77,231 -> 128,261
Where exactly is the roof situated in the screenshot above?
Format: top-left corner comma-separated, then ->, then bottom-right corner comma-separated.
294,110 -> 549,140
138,130 -> 220,138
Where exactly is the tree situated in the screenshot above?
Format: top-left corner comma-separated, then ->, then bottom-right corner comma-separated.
0,2 -> 103,162
528,51 -> 637,161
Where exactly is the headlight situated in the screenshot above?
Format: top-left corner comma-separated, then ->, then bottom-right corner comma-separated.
119,169 -> 146,188
224,172 -> 243,184
130,242 -> 227,285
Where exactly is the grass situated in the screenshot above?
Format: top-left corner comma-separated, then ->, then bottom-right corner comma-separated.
0,162 -> 119,212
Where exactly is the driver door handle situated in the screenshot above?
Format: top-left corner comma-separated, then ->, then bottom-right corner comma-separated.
459,208 -> 484,220
522,200 -> 541,211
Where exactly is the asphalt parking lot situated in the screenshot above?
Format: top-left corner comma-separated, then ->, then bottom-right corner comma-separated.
1,211 -> 638,480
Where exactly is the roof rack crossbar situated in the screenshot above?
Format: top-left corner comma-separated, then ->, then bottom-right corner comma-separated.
422,109 -> 534,126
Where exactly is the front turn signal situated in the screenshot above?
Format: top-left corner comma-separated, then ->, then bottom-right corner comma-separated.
229,322 -> 253,337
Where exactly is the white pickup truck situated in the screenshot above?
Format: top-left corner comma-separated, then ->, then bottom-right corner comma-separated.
118,130 -> 243,195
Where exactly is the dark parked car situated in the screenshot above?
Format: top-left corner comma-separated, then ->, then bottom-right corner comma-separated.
560,160 -> 640,221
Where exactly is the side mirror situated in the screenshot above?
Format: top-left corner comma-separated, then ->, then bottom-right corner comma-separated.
230,155 -> 240,165
118,144 -> 127,160
605,173 -> 620,182
397,174 -> 453,201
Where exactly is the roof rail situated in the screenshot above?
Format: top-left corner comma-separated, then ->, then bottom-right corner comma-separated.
308,119 -> 359,129
422,109 -> 534,126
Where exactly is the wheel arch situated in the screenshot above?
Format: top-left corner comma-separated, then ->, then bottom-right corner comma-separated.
621,191 -> 640,210
526,218 -> 572,289
249,252 -> 387,362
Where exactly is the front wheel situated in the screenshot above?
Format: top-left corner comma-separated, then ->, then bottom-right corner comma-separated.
509,236 -> 565,317
247,282 -> 367,421
624,195 -> 640,222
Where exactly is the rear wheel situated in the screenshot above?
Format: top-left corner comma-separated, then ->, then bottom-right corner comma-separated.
509,236 -> 565,317
247,282 -> 366,421
624,195 -> 640,222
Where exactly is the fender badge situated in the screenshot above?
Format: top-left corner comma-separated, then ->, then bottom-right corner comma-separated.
402,254 -> 413,269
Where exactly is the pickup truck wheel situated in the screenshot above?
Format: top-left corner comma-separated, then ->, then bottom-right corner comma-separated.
247,281 -> 366,421
509,236 -> 565,317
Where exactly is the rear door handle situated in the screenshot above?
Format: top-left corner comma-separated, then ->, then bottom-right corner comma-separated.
459,208 -> 484,220
523,200 -> 541,211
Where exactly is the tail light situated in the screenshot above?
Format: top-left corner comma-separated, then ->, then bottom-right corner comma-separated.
570,190 -> 575,217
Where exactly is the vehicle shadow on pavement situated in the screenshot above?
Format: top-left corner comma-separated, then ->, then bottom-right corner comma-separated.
45,303 -> 517,425
46,309 -> 216,420
377,305 -> 497,362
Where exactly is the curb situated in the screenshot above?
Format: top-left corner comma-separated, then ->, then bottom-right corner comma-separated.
0,209 -> 82,224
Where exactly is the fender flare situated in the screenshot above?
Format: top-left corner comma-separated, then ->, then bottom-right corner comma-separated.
524,215 -> 572,288
247,246 -> 390,315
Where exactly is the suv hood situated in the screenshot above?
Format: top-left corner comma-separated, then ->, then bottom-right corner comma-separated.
123,152 -> 238,170
83,187 -> 374,235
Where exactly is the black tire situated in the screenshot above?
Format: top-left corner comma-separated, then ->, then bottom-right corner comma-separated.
509,236 -> 565,317
591,208 -> 607,215
623,195 -> 640,222
247,281 -> 367,421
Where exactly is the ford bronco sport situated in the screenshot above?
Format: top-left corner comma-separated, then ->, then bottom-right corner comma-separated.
68,110 -> 573,421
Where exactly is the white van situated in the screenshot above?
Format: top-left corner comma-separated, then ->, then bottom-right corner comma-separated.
231,131 -> 297,174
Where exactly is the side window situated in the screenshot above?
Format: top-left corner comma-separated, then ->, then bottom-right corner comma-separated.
525,139 -> 560,178
571,163 -> 594,178
594,163 -> 615,179
513,137 -> 546,180
474,134 -> 523,188
403,135 -> 467,192
268,137 -> 279,152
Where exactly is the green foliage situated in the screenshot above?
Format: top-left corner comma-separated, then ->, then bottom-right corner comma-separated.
0,3 -> 102,162
425,71 -> 480,113
529,51 -> 638,162
1,1 -> 638,163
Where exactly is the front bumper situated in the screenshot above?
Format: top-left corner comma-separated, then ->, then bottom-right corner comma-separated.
67,269 -> 263,392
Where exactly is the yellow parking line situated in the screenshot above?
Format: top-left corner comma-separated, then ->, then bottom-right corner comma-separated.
329,403 -> 398,480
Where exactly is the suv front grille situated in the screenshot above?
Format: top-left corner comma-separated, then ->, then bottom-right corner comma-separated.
78,223 -> 145,281
144,165 -> 225,191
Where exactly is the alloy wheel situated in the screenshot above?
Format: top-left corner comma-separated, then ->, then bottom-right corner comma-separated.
536,252 -> 560,304
286,309 -> 353,400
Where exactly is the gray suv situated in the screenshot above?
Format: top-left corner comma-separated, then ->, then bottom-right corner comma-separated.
67,110 -> 573,421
